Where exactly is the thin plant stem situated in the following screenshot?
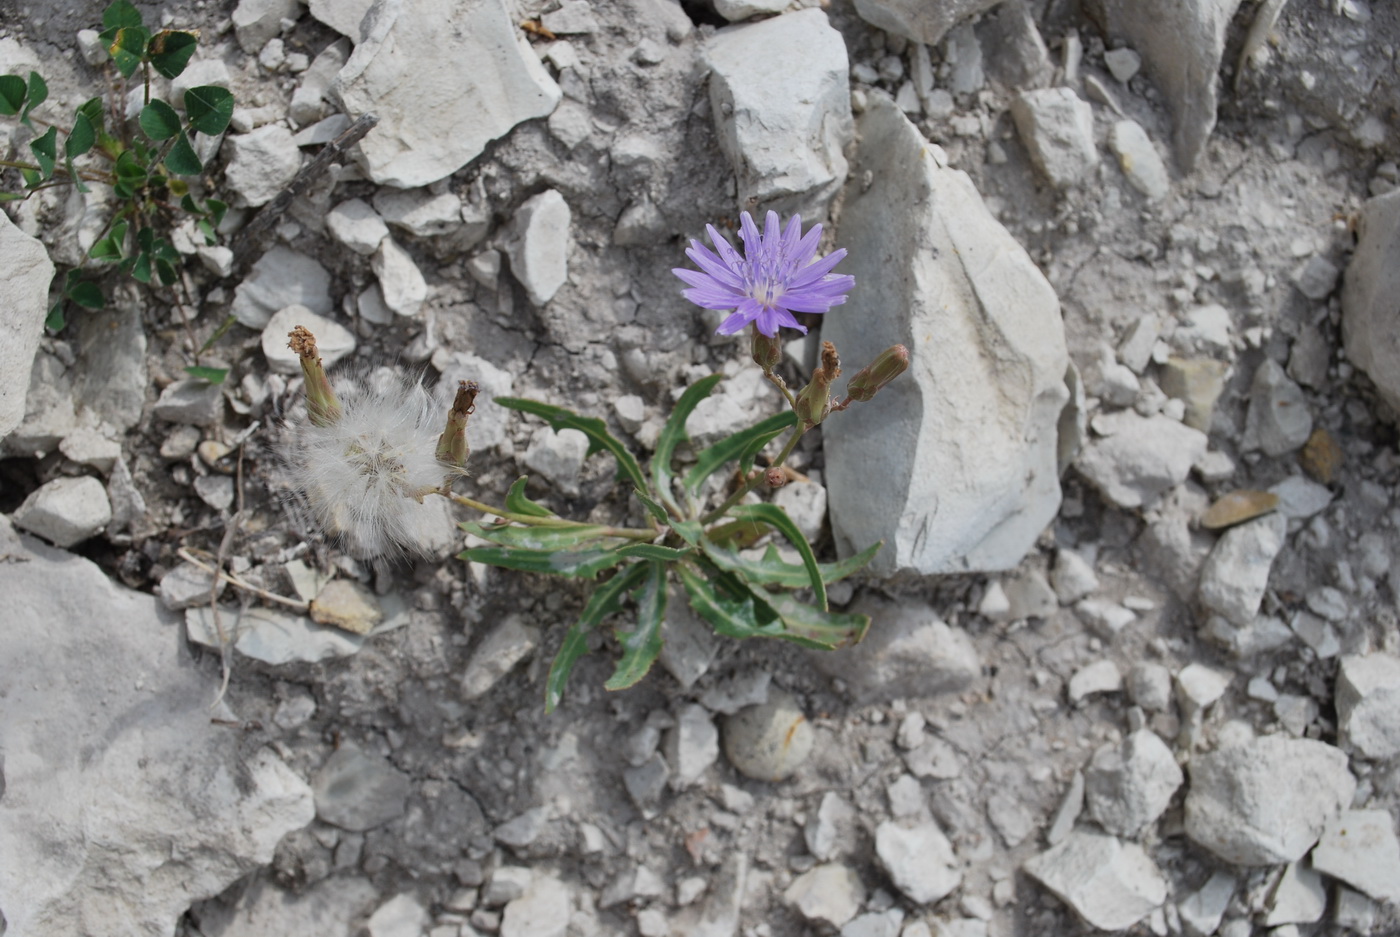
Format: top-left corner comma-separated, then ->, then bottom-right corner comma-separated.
446,492 -> 657,541
700,423 -> 806,526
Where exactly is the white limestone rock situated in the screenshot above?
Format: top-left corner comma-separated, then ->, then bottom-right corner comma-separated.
1069,659 -> 1123,702
704,9 -> 853,219
523,426 -> 589,497
11,475 -> 111,547
0,210 -> 53,440
0,516 -> 315,937
503,189 -> 571,306
1077,411 -> 1207,510
372,236 -> 428,316
875,820 -> 961,905
187,604 -> 367,664
222,124 -> 301,207
500,874 -> 571,937
665,704 -> 719,790
1110,119 -> 1171,200
785,863 -> 864,927
1088,0 -> 1244,172
232,0 -> 300,53
373,188 -> 464,237
714,0 -> 787,22
331,0 -> 560,187
326,198 -> 389,254
308,0 -> 376,38
1264,861 -> 1327,926
461,615 -> 540,700
1243,359 -> 1312,456
1310,809 -> 1400,904
261,305 -> 355,374
1010,87 -> 1098,189
1336,653 -> 1400,759
1084,729 -> 1183,838
1177,871 -> 1236,937
825,93 -> 1070,575
1197,512 -> 1287,627
232,246 -> 334,329
195,876 -> 379,937
1184,735 -> 1355,865
1023,830 -> 1167,932
851,0 -> 1001,46
1342,190 -> 1400,413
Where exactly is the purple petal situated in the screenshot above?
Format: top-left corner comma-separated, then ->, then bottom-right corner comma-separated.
762,211 -> 781,250
788,224 -> 823,270
738,213 -> 761,256
781,285 -> 851,312
781,214 -> 803,258
716,305 -> 758,335
683,285 -> 748,309
684,243 -> 745,290
785,250 -> 849,289
706,225 -> 744,270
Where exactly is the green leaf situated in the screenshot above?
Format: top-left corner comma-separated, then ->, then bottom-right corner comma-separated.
459,544 -> 626,579
109,26 -> 150,78
65,280 -> 105,309
45,301 -> 65,332
138,99 -> 182,141
766,591 -> 871,648
671,519 -> 703,548
651,373 -> 721,512
20,168 -> 40,188
89,220 -> 128,260
102,1 -> 144,32
155,255 -> 179,285
702,540 -> 882,589
205,197 -> 227,226
496,397 -> 647,492
163,130 -> 202,175
0,191 -> 29,201
148,30 -> 198,79
184,85 -> 234,136
115,148 -> 146,179
545,563 -> 648,713
29,126 -> 57,179
65,111 -> 96,158
76,96 -> 104,131
0,75 -> 25,115
605,560 -> 668,691
685,410 -> 797,496
615,543 -> 692,562
462,519 -> 618,551
726,502 -> 826,611
633,488 -> 669,526
184,365 -> 228,384
129,249 -> 152,283
20,71 -> 47,124
505,475 -> 554,518
676,565 -> 793,642
196,313 -> 236,354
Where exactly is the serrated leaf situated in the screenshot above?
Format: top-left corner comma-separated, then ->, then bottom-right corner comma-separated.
109,26 -> 149,78
184,85 -> 233,136
652,372 -> 721,512
505,475 -> 554,518
685,410 -> 797,496
462,519 -> 617,551
703,540 -> 881,589
65,111 -> 96,158
633,487 -> 669,526
458,544 -> 626,579
0,75 -> 25,115
66,280 -> 105,309
29,125 -> 57,179
163,130 -> 202,175
148,30 -> 198,79
184,365 -> 228,384
726,502 -> 826,611
138,99 -> 181,141
765,591 -> 871,648
605,560 -> 668,691
102,0 -> 144,32
20,71 -> 47,124
545,563 -> 648,713
615,543 -> 691,562
497,397 -> 646,492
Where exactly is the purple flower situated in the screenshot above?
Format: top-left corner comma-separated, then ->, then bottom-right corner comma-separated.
672,210 -> 855,337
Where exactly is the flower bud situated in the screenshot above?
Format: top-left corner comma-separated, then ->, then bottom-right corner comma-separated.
436,380 -> 479,473
845,344 -> 909,402
751,327 -> 782,373
288,326 -> 342,427
795,341 -> 841,427
765,466 -> 787,488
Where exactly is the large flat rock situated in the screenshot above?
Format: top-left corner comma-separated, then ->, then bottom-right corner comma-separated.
1342,189 -> 1400,414
0,210 -> 54,439
824,92 -> 1071,575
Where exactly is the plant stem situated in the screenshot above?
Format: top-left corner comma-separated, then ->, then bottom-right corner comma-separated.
446,492 -> 656,540
699,423 -> 805,525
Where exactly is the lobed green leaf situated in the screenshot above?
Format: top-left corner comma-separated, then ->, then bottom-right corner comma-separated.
0,75 -> 26,115
66,280 -> 105,309
163,130 -> 202,175
29,125 -> 57,179
462,519 -> 617,551
496,396 -> 647,492
765,591 -> 871,648
685,410 -> 796,496
108,26 -> 150,78
727,502 -> 826,611
66,111 -> 96,158
148,30 -> 198,79
505,475 -> 554,518
138,99 -> 181,141
676,565 -> 786,641
701,539 -> 882,589
20,71 -> 47,124
184,85 -> 233,136
604,560 -> 668,691
651,373 -> 721,512
545,563 -> 647,713
459,544 -> 626,579
633,487 -> 669,526
102,0 -> 144,33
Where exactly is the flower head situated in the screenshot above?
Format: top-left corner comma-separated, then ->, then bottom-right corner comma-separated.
673,210 -> 854,337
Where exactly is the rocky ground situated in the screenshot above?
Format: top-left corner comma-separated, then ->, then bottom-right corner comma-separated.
1,0 -> 1399,936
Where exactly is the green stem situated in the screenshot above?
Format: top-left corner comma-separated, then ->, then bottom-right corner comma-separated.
699,423 -> 805,525
447,492 -> 656,541
763,369 -> 798,411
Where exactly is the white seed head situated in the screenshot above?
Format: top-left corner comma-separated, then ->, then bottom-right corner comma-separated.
286,367 -> 462,558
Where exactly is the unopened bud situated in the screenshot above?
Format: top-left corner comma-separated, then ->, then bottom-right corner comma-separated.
436,380 -> 479,473
288,325 -> 342,426
795,341 -> 841,427
751,327 -> 782,373
846,344 -> 909,402
765,466 -> 786,488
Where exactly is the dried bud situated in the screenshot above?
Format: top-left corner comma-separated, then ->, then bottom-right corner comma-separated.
289,326 -> 342,426
846,344 -> 910,402
751,327 -> 782,373
436,380 -> 479,473
795,341 -> 841,427
765,466 -> 787,488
